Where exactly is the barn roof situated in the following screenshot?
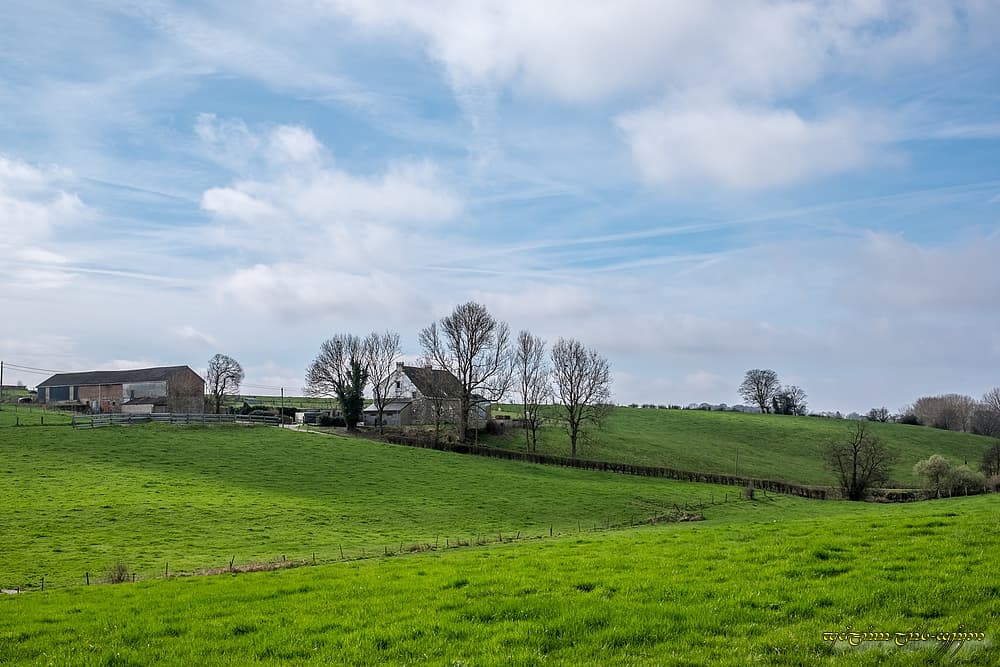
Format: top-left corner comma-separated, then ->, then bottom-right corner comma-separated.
37,366 -> 201,388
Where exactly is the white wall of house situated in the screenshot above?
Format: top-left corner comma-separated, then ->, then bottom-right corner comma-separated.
390,367 -> 420,400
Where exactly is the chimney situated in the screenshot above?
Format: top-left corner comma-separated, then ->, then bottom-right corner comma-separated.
396,361 -> 404,370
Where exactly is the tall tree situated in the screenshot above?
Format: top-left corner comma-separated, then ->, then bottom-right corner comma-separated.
976,388 -> 1000,437
822,421 -> 895,501
206,353 -> 244,414
866,406 -> 891,423
981,440 -> 1000,478
984,387 -> 1000,414
911,394 -> 977,432
415,356 -> 453,444
551,338 -> 612,458
418,302 -> 513,442
515,330 -> 550,452
305,334 -> 369,431
773,385 -> 808,416
364,330 -> 401,434
738,369 -> 780,414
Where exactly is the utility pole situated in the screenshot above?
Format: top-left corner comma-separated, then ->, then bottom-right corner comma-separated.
1,360 -> 4,410
735,447 -> 739,477
280,387 -> 284,425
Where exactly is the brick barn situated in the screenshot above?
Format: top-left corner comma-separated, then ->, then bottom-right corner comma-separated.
37,366 -> 205,414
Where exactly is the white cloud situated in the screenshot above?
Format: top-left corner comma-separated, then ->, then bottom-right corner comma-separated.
332,1 -> 962,102
219,263 -> 430,321
198,117 -> 461,240
616,101 -> 893,190
267,125 -> 325,164
0,154 -> 88,244
171,325 -> 218,347
329,1 -> 974,191
845,231 -> 1000,311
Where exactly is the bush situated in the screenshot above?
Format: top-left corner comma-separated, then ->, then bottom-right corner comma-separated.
105,560 -> 130,584
950,465 -> 987,496
318,414 -> 346,427
914,454 -> 953,498
990,475 -> 1000,493
897,413 -> 921,426
485,419 -> 506,435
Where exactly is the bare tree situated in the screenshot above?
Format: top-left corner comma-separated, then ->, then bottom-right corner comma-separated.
739,369 -> 780,414
866,406 -> 891,423
305,334 -> 369,431
414,356 -> 455,444
418,302 -> 513,442
972,406 -> 1000,438
364,330 -> 401,434
206,353 -> 244,414
975,388 -> 1000,437
551,338 -> 612,458
984,387 -> 1000,414
911,394 -> 977,432
982,440 -> 1000,478
515,330 -> 550,452
822,421 -> 895,501
773,385 -> 808,416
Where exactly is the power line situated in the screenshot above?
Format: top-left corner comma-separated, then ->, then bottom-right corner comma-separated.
4,359 -> 291,392
3,362 -> 68,374
242,382 -> 285,391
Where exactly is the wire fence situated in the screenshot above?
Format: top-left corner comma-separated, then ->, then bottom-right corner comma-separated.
71,413 -> 279,429
0,494 -> 759,594
382,433 -> 832,499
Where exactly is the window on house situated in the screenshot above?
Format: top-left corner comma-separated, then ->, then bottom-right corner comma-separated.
395,381 -> 401,389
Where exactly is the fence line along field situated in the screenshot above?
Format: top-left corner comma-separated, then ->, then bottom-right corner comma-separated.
2,495 -> 996,665
483,406 -> 994,487
1,421 -> 798,590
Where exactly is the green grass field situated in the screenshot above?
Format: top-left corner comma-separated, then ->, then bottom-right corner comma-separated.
3,414 -> 997,664
0,404 -> 73,427
484,406 -> 994,487
1,422 -> 773,590
2,495 -> 996,665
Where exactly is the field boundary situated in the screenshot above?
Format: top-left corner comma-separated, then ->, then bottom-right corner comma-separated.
71,413 -> 279,429
381,433 -> 831,499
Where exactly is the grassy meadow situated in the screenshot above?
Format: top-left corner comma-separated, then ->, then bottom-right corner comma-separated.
484,406 -> 994,487
1,495 -> 997,665
1,421 -> 775,590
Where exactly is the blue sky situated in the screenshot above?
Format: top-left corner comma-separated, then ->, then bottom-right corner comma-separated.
2,1 -> 999,412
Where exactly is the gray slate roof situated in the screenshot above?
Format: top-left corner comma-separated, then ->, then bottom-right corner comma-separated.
37,366 -> 200,388
363,400 -> 412,413
401,366 -> 464,399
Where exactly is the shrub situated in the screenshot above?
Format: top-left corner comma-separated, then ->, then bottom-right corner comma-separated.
485,419 -> 506,436
914,454 -> 953,498
897,413 -> 921,426
990,475 -> 1000,493
318,414 -> 346,427
105,560 -> 130,584
950,466 -> 987,496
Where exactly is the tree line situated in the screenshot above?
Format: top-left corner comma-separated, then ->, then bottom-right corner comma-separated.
737,368 -> 808,415
298,302 -> 613,455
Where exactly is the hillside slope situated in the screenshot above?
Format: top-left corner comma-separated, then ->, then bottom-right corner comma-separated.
484,407 -> 994,486
0,422 -> 793,589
